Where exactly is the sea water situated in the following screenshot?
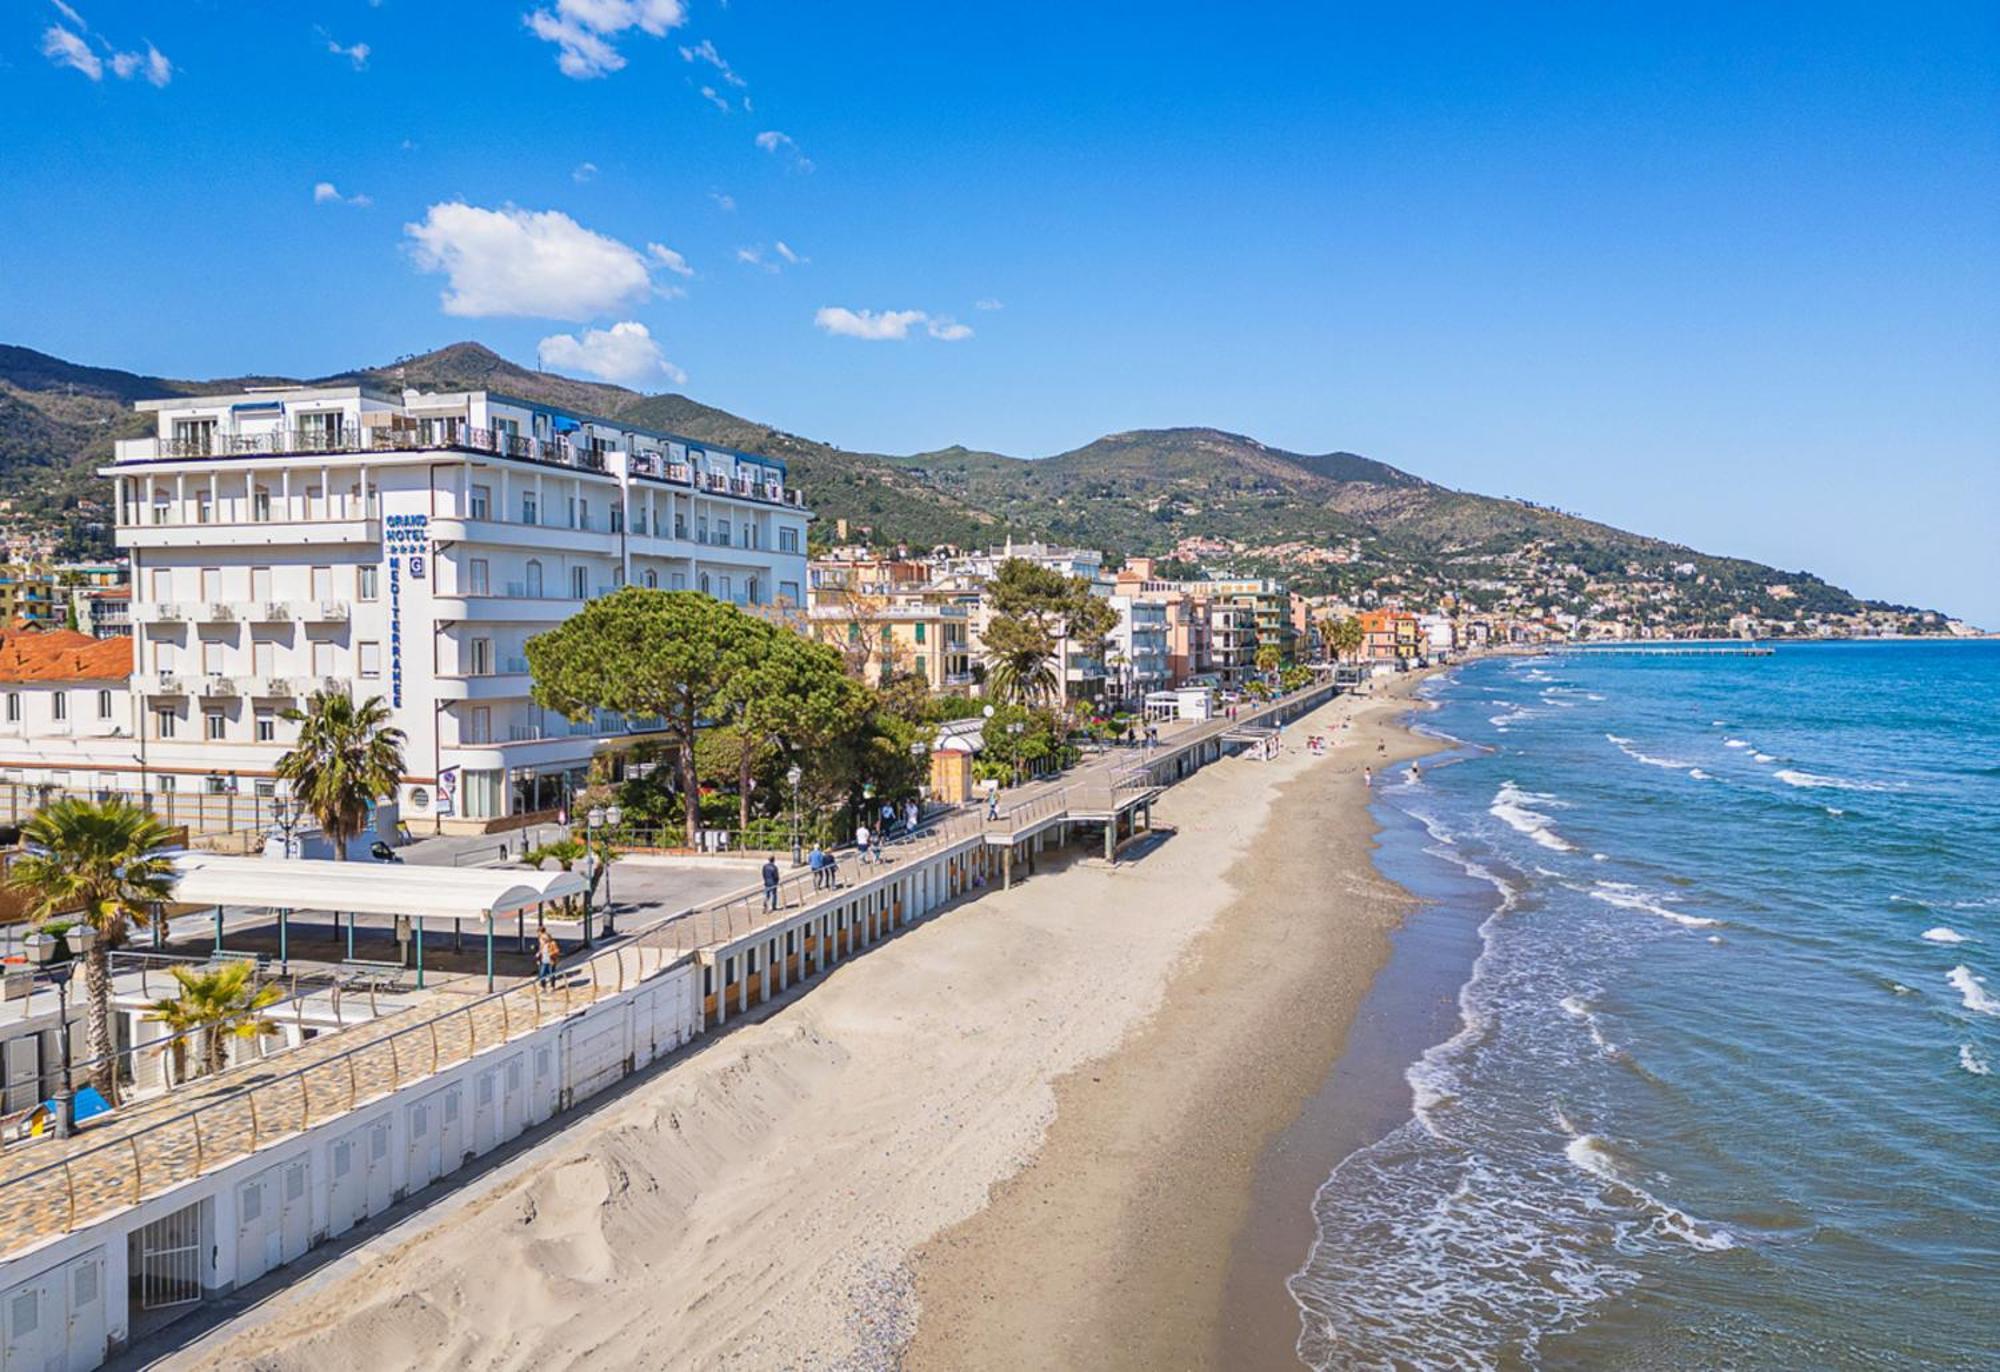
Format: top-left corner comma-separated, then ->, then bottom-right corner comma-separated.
1289,642 -> 2000,1369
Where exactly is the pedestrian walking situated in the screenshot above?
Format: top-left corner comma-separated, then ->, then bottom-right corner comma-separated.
986,788 -> 1001,822
1364,766 -> 1373,787
762,854 -> 781,911
856,823 -> 873,865
536,928 -> 560,988
809,842 -> 828,889
904,798 -> 919,833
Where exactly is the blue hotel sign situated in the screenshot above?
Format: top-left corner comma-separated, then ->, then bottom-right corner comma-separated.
383,514 -> 429,708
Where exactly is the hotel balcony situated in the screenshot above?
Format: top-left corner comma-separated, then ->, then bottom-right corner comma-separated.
436,670 -> 535,701
117,427 -> 805,510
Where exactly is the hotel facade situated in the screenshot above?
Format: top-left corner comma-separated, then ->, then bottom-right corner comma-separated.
92,384 -> 808,827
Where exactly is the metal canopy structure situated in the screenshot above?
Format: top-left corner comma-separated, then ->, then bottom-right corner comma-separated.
169,854 -> 587,920
167,854 -> 591,989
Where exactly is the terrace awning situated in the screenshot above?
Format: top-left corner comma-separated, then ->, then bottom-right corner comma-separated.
167,853 -> 587,923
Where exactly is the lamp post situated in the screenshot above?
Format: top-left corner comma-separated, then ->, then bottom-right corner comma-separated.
27,925 -> 94,1138
602,804 -> 621,934
786,763 -> 803,866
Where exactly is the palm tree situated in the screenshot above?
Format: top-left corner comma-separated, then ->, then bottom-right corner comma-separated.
7,798 -> 179,1099
1323,615 -> 1365,664
143,962 -> 283,1081
276,691 -> 407,861
982,615 -> 1061,706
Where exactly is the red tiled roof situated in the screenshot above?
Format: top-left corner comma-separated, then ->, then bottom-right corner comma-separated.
0,626 -> 132,683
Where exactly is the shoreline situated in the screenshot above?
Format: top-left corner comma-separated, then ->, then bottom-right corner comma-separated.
906,672 -> 1445,1371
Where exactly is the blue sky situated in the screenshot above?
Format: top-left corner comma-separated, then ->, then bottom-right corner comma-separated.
2,2 -> 1995,622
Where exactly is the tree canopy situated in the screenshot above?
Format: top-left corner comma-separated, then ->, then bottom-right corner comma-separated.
276,691 -> 407,861
981,559 -> 1120,707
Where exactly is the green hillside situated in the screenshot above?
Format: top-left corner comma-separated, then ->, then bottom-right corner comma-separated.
0,340 -> 1945,632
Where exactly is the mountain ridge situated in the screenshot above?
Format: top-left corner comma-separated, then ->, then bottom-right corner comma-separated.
0,340 -> 1948,632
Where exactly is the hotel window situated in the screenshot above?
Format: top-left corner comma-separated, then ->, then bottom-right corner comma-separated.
200,568 -> 221,602
469,484 -> 491,520
255,709 -> 276,743
305,484 -> 324,520
522,491 -> 539,525
310,566 -> 333,601
252,486 -> 271,522
610,506 -> 624,533
154,708 -> 176,739
671,572 -> 687,591
3,694 -> 18,723
96,689 -> 113,719
570,567 -> 588,600
359,641 -> 383,679
52,692 -> 68,722
153,640 -> 176,675
466,558 -> 490,596
171,417 -> 216,455
716,521 -> 731,548
298,411 -> 345,449
157,773 -> 175,793
568,497 -> 580,530
779,527 -> 799,554
696,516 -> 708,544
151,568 -> 171,601
312,640 -> 337,676
643,569 -> 658,589
357,565 -> 378,601
914,622 -> 927,645
465,707 -> 491,744
525,560 -> 544,597
744,524 -> 758,550
251,566 -> 273,602
467,638 -> 493,676
205,710 -> 226,741
202,640 -> 226,676
195,491 -> 212,524
253,639 -> 276,676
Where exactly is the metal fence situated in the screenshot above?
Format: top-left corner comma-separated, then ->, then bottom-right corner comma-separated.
0,783 -> 279,837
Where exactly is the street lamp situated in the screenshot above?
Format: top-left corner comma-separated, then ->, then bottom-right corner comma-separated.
585,805 -> 622,938
786,763 -> 804,866
27,924 -> 95,1138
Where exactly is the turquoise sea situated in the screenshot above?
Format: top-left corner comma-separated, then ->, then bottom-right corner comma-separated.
1290,642 -> 2000,1369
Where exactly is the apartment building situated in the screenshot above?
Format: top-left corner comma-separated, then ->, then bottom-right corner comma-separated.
0,565 -> 64,630
0,627 -> 133,788
1358,608 -> 1422,662
105,384 -> 809,825
1105,595 -> 1171,702
1204,577 -> 1298,665
806,591 -> 976,694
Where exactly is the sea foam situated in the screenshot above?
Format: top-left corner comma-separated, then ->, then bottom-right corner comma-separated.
1923,927 -> 1968,944
1561,1128 -> 1738,1252
1948,967 -> 2000,1016
1776,768 -> 1898,793
1490,781 -> 1574,851
1590,881 -> 1720,928
1606,734 -> 1695,771
1961,1045 -> 1992,1077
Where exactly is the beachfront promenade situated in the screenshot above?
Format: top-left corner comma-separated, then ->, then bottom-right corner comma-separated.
0,678 -> 1341,1367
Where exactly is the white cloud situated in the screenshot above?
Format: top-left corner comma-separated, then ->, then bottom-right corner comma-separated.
678,37 -> 745,87
709,191 -> 736,212
647,243 -> 694,277
773,241 -> 807,266
404,202 -> 660,320
44,14 -> 172,88
42,24 -> 101,79
537,321 -> 686,387
313,181 -> 372,207
815,307 -> 974,342
699,84 -> 730,112
572,161 -> 599,182
975,297 -> 1004,311
326,37 -> 370,69
754,129 -> 813,172
524,0 -> 687,80
736,242 -> 805,274
735,246 -> 773,272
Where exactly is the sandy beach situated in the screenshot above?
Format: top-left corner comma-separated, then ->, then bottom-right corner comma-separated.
161,674 -> 1437,1372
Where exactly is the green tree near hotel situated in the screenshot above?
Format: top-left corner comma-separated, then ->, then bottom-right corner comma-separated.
981,558 -> 1119,707
276,691 -> 408,861
529,588 -> 753,850
715,621 -> 870,832
143,961 -> 283,1083
1323,614 -> 1365,664
7,798 -> 179,1100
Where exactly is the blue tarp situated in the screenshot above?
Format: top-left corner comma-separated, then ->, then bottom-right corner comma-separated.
28,1085 -> 111,1135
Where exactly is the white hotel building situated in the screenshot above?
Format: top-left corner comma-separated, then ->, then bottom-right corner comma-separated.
103,384 -> 809,827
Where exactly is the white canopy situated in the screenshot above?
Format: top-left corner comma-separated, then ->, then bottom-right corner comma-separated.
169,853 -> 589,923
